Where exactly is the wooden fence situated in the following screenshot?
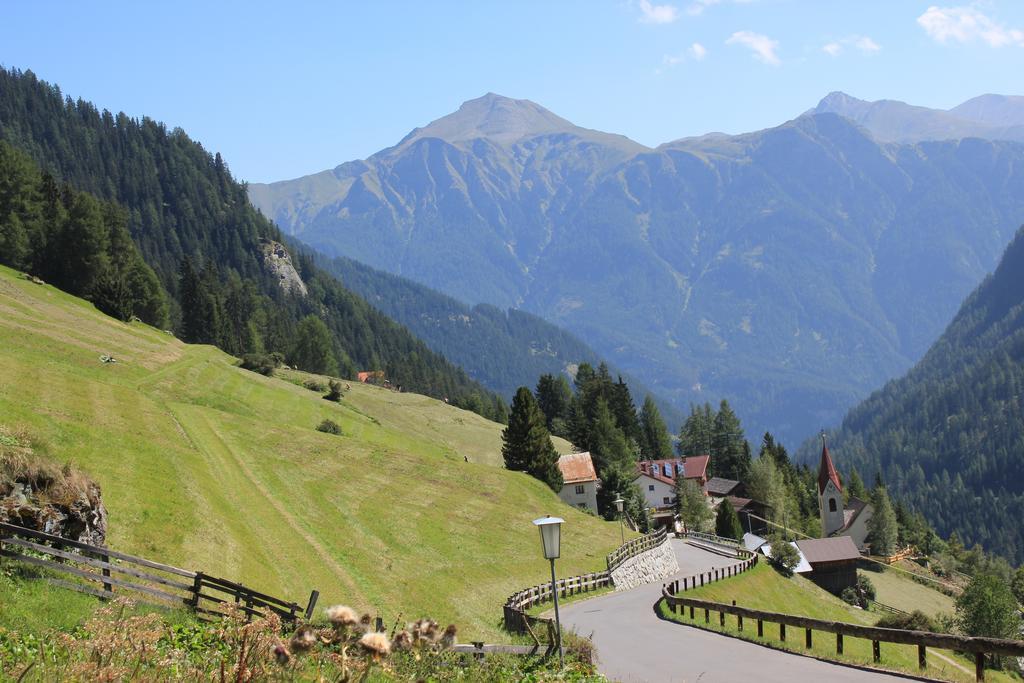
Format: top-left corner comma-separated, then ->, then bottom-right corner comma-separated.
0,522 -> 318,622
660,586 -> 1024,682
503,571 -> 611,635
665,551 -> 758,595
606,526 -> 667,571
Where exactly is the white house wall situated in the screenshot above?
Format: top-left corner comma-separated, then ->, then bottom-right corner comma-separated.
559,480 -> 598,515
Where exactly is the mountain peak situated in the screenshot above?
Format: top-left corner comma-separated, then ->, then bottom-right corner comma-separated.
812,91 -> 876,119
401,92 -> 576,148
395,93 -> 648,155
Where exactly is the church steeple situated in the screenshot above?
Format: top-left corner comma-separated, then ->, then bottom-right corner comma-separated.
817,433 -> 845,537
817,433 -> 842,496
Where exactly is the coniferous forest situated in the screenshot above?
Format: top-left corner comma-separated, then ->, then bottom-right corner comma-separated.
819,225 -> 1024,565
0,68 -> 506,421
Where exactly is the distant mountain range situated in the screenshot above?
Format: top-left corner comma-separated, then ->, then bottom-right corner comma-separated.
810,91 -> 1024,144
810,224 -> 1024,564
251,92 -> 1024,445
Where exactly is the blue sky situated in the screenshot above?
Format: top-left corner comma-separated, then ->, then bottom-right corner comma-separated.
3,1 -> 1023,183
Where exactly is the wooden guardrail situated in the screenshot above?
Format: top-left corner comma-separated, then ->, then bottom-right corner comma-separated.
0,522 -> 318,623
503,571 -> 611,634
660,586 -> 1024,681
606,526 -> 667,571
681,530 -> 743,549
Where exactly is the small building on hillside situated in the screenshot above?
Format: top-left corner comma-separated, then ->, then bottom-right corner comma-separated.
704,477 -> 743,500
556,452 -> 599,514
818,440 -> 873,551
795,536 -> 861,594
635,456 -> 710,529
724,496 -> 769,535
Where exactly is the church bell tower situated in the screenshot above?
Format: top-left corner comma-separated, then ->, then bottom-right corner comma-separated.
817,434 -> 845,537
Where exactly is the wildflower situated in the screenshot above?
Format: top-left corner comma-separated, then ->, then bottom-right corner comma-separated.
391,630 -> 413,651
272,641 -> 291,665
440,624 -> 457,648
289,625 -> 317,652
325,605 -> 359,627
359,631 -> 391,661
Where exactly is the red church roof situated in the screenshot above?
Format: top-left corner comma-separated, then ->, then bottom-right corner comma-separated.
817,442 -> 842,495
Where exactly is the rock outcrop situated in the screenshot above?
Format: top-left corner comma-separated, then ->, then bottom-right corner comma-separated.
259,239 -> 308,297
0,429 -> 108,546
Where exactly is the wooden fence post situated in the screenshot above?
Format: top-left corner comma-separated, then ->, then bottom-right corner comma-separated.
101,552 -> 113,596
190,572 -> 203,608
836,633 -> 843,655
719,611 -> 725,627
304,590 -> 320,621
757,619 -> 763,638
805,628 -> 812,649
704,608 -> 709,623
918,644 -> 926,670
780,623 -> 786,642
975,652 -> 984,682
689,605 -> 694,620
872,640 -> 881,663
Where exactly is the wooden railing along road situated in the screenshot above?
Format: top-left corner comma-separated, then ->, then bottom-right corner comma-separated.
661,585 -> 1024,681
0,522 -> 318,622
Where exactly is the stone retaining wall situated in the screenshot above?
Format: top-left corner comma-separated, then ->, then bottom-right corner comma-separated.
610,536 -> 679,591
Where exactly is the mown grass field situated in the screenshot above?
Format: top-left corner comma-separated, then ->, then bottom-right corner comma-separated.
659,561 -> 1017,683
0,265 -> 621,640
860,565 -> 957,618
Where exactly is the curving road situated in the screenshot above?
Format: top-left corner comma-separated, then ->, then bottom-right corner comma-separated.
559,539 -> 911,683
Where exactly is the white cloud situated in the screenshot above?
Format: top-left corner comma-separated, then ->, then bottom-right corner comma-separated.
917,5 -> 1024,47
822,35 -> 882,57
726,30 -> 780,65
657,43 -> 707,73
637,0 -> 680,24
689,42 -> 708,60
686,0 -> 719,16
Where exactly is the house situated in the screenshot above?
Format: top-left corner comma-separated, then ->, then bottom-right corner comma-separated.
795,536 -> 862,594
704,477 -> 742,500
724,496 -> 769,535
634,456 -> 710,529
357,370 -> 389,387
817,440 -> 873,550
556,452 -> 599,514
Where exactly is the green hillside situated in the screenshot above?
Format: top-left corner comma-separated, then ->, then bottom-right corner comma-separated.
0,264 -> 618,639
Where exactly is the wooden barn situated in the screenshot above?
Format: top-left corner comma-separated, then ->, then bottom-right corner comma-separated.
794,536 -> 861,594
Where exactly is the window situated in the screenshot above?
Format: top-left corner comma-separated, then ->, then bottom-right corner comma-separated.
676,463 -> 684,474
663,463 -> 672,477
649,484 -> 655,492
575,484 -> 585,495
828,498 -> 838,513
663,497 -> 671,505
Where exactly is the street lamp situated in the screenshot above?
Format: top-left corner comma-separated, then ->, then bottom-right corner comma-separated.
613,495 -> 625,546
533,515 -> 564,669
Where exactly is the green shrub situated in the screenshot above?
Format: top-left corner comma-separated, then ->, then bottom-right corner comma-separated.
875,609 -> 940,633
841,587 -> 860,606
316,419 -> 342,435
323,380 -> 344,403
768,538 -> 800,576
303,379 -> 326,393
239,353 -> 281,376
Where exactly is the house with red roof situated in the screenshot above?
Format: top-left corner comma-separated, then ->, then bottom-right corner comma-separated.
818,439 -> 873,551
556,452 -> 599,514
634,456 -> 710,529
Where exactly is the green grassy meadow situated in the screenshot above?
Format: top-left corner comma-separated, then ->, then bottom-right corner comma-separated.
0,265 -> 621,640
860,565 -> 957,618
660,562 -> 1016,683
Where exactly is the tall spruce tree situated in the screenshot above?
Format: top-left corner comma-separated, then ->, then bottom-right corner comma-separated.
535,373 -> 572,436
290,315 -> 339,376
640,395 -> 673,460
678,403 -> 715,458
502,387 -> 563,492
867,485 -> 899,556
711,399 -> 750,480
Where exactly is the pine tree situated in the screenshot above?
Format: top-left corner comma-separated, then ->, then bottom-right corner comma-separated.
847,468 -> 867,500
290,315 -> 339,376
610,376 -> 641,443
867,486 -> 899,556
640,395 -> 673,460
715,500 -> 744,540
712,399 -> 748,480
679,403 -> 715,458
535,373 -> 572,435
502,387 -> 562,492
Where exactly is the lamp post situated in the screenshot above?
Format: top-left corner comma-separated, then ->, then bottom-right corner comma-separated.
613,495 -> 625,546
533,515 -> 564,669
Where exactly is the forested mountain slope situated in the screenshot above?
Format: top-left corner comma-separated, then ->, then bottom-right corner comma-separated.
253,92 -> 1024,444
0,68 -> 505,419
317,250 -> 683,426
817,225 -> 1024,564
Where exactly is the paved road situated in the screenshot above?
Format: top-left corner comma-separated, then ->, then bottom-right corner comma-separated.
559,539 -> 911,683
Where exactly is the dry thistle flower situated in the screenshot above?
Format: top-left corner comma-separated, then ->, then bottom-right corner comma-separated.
359,631 -> 391,661
359,613 -> 373,632
289,625 -> 317,653
272,641 -> 291,665
440,624 -> 457,648
391,630 -> 413,652
325,604 -> 359,627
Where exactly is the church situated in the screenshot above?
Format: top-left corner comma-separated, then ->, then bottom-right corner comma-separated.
817,439 -> 873,551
